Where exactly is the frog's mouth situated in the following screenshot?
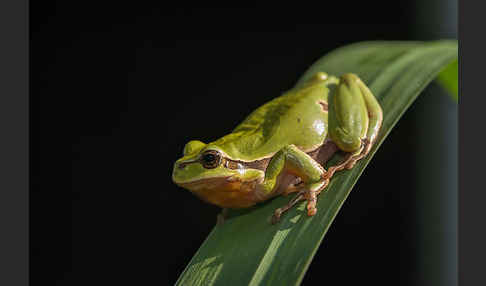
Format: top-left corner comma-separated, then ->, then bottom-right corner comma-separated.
174,172 -> 236,187
176,176 -> 257,209
176,175 -> 240,193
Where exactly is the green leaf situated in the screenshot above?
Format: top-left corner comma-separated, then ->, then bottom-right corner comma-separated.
436,58 -> 458,101
175,40 -> 458,286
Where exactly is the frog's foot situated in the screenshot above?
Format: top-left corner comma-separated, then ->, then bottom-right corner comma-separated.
323,139 -> 371,181
216,208 -> 228,225
272,180 -> 329,224
304,179 -> 330,216
272,191 -> 305,224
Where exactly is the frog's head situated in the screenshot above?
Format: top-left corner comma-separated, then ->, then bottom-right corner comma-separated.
172,140 -> 264,208
172,140 -> 230,184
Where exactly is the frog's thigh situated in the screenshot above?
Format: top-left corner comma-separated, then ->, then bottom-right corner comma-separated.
329,74 -> 368,153
329,73 -> 382,153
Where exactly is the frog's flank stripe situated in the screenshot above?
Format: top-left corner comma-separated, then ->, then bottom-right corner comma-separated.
225,157 -> 271,172
223,141 -> 338,173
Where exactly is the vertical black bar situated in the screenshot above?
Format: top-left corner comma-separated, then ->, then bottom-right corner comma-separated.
411,0 -> 458,285
0,0 -> 29,285
458,1 -> 486,285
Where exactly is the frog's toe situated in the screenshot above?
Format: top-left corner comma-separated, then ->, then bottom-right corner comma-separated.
271,192 -> 306,223
271,209 -> 282,224
307,207 -> 317,216
216,213 -> 225,225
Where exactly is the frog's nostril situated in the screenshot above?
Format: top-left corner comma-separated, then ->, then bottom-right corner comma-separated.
178,162 -> 186,169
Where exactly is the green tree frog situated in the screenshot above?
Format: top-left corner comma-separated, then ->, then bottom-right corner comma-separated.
172,72 -> 382,223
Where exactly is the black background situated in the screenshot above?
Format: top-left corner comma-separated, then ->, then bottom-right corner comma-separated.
30,3 -> 437,286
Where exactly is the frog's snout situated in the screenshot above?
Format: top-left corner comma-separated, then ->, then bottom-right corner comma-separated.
172,161 -> 187,181
172,162 -> 182,184
172,159 -> 196,185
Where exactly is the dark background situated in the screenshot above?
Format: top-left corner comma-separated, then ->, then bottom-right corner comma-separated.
30,3 -> 457,286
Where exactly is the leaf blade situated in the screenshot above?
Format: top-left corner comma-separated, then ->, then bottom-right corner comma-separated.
436,58 -> 459,101
175,40 -> 458,286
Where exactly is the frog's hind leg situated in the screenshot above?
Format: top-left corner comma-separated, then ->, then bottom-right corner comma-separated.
325,73 -> 382,180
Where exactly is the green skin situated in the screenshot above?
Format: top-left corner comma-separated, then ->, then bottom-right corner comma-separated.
172,72 -> 383,223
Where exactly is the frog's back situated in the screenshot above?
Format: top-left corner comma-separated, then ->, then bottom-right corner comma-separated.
211,82 -> 330,161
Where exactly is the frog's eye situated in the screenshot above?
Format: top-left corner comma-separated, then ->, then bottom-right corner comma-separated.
201,150 -> 222,169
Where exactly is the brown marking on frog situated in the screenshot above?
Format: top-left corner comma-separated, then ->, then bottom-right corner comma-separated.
318,100 -> 328,112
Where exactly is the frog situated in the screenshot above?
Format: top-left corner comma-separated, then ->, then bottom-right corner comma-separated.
172,72 -> 382,224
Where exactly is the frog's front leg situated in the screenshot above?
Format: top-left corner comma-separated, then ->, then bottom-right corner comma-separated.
258,145 -> 328,223
325,73 -> 383,180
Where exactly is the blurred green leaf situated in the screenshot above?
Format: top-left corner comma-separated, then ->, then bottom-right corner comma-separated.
175,40 -> 458,286
436,59 -> 458,101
